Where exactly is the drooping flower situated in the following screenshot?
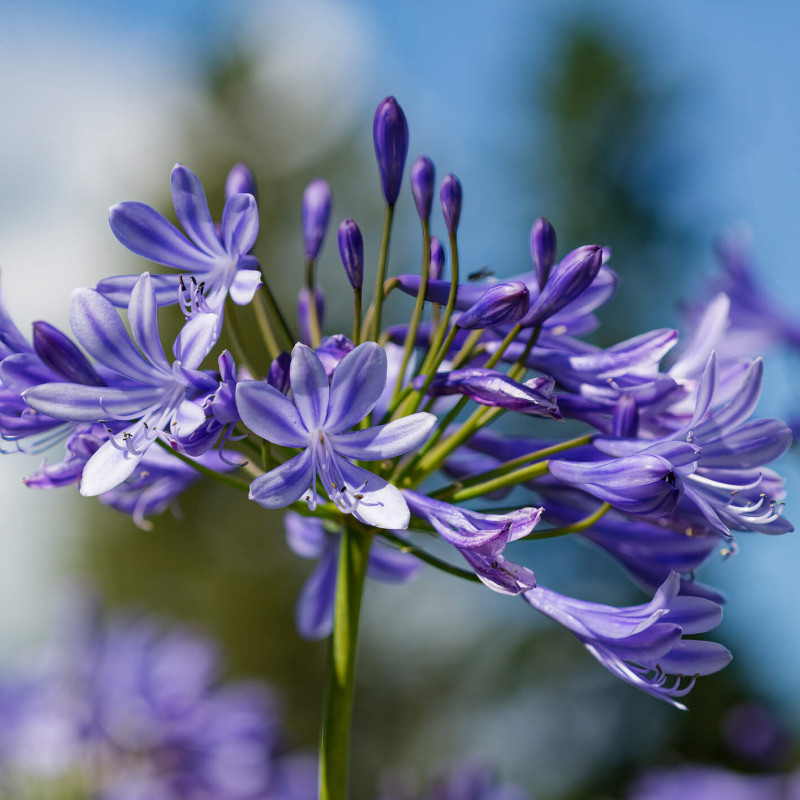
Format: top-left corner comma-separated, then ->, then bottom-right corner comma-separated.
236,342 -> 436,529
23,273 -> 220,496
100,163 -> 262,312
285,512 -> 420,639
523,572 -> 731,708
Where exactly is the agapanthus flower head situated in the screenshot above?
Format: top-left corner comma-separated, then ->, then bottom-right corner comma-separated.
103,163 -> 262,313
225,162 -> 258,201
337,218 -> 364,290
455,281 -> 531,329
302,178 -> 332,261
373,96 -> 409,206
440,173 -> 463,236
236,342 -> 436,528
411,155 -> 435,222
530,217 -> 557,290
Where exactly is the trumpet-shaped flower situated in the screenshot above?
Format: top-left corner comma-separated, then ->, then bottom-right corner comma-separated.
236,342 -> 436,529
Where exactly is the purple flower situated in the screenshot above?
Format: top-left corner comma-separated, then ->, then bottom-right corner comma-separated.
629,765 -> 795,800
373,96 -> 409,206
285,512 -> 420,639
236,342 -> 436,529
100,163 -> 262,312
440,174 -> 463,236
23,273 -> 220,496
302,178 -> 332,261
455,281 -> 530,330
338,218 -> 364,290
530,217 -> 557,290
224,162 -> 258,201
523,572 -> 731,708
411,156 -> 435,222
403,490 -> 540,594
380,762 -> 531,800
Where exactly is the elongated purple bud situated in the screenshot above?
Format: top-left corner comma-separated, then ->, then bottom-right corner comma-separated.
411,156 -> 435,221
440,174 -> 462,235
456,281 -> 530,329
297,286 -> 325,345
267,351 -> 292,394
225,163 -> 258,201
530,217 -> 557,290
337,219 -> 364,290
522,245 -> 603,327
429,237 -> 445,280
32,321 -> 103,386
373,96 -> 409,205
302,179 -> 332,260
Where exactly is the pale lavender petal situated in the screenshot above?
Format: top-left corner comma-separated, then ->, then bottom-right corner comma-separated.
171,399 -> 207,439
670,293 -> 730,380
325,342 -> 387,433
699,419 -> 793,468
70,289 -> 159,384
222,193 -> 259,256
108,202 -> 216,271
688,352 -> 718,429
665,596 -> 724,634
296,546 -> 338,640
172,312 -> 220,369
229,268 -> 263,305
0,353 -> 56,393
248,448 -> 314,509
285,512 -> 327,559
290,344 -> 329,431
80,439 -> 144,496
329,413 -> 436,460
695,358 -> 763,439
170,163 -> 225,256
236,380 -> 309,446
23,383 -> 162,422
656,640 -> 732,676
129,273 -> 171,372
335,456 -> 410,529
461,549 -> 537,595
95,273 -> 182,307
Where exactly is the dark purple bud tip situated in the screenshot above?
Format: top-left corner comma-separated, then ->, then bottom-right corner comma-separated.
530,217 -> 557,290
225,163 -> 258,201
456,281 -> 530,329
440,174 -> 463,236
411,156 -> 435,221
373,96 -> 409,206
302,179 -> 332,261
429,237 -> 446,280
337,219 -> 364,290
32,321 -> 103,386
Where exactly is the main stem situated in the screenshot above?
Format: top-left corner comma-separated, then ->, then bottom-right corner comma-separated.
319,525 -> 372,799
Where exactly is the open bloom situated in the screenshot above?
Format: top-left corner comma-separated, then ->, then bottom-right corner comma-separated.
236,342 -> 436,529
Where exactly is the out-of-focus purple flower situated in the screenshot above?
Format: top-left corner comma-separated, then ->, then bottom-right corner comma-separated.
523,572 -> 731,708
530,217 -> 557,291
440,174 -> 463,236
413,369 -> 560,419
378,762 -> 531,800
236,343 -> 436,529
429,237 -> 446,280
297,286 -> 325,346
723,702 -> 790,768
285,512 -> 420,639
22,274 -> 219,496
337,218 -> 364,290
224,162 -> 258,201
373,97 -> 409,206
455,282 -> 530,330
404,490 -> 540,594
302,178 -> 332,261
629,765 -> 797,800
411,156 -> 435,222
102,163 -> 262,311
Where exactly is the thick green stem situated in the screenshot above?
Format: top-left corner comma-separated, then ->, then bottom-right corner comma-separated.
319,525 -> 372,799
257,281 -> 295,348
447,460 -> 551,503
368,204 -> 395,342
352,288 -> 362,344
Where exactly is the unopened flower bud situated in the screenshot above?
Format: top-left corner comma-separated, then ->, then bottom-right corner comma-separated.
429,237 -> 446,280
456,281 -> 530,330
530,217 -> 557,290
411,156 -> 435,221
440,174 -> 462,235
32,321 -> 103,386
337,219 -> 364,290
302,179 -> 332,261
522,245 -> 603,327
225,163 -> 258,201
373,96 -> 409,206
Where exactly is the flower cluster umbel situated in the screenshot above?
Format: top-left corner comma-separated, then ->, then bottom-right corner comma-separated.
0,96 -> 793,721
